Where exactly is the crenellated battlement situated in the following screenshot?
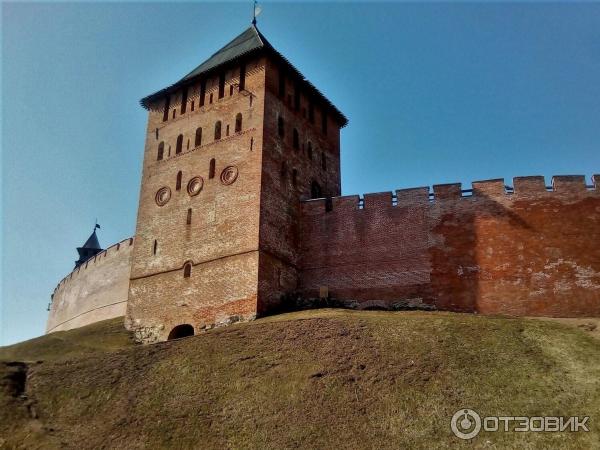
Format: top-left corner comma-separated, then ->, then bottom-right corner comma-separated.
299,173 -> 600,318
302,174 -> 599,213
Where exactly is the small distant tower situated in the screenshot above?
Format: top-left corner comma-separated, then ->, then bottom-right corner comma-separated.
75,224 -> 103,268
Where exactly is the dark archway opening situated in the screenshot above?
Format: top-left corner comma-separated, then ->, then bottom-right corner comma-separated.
168,324 -> 194,340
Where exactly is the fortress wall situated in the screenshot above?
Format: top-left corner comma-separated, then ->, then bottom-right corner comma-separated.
299,175 -> 600,317
299,188 -> 433,309
47,238 -> 134,333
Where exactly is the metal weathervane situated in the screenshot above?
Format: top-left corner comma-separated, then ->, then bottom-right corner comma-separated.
252,0 -> 262,25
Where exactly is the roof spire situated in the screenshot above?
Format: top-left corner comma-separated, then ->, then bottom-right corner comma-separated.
252,0 -> 261,26
74,221 -> 103,268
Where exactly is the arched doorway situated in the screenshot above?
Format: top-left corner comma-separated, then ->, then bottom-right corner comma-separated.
167,324 -> 194,340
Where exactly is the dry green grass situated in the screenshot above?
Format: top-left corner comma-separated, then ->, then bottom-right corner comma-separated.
1,310 -> 599,449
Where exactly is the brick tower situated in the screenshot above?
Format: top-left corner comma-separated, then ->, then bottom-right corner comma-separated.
126,25 -> 347,343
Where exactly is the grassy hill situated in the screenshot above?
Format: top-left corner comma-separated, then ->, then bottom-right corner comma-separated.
1,310 -> 599,449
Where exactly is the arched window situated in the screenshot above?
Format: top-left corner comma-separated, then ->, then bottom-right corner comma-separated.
168,324 -> 194,340
235,113 -> 242,133
209,158 -> 216,179
293,129 -> 299,150
321,152 -> 327,171
195,127 -> 202,147
186,208 -> 192,225
307,142 -> 312,160
278,116 -> 285,138
157,142 -> 164,161
183,262 -> 192,278
214,121 -> 222,140
311,180 -> 322,199
176,171 -> 183,191
176,134 -> 183,154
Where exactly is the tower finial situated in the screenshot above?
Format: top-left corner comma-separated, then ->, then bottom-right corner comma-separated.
252,0 -> 261,26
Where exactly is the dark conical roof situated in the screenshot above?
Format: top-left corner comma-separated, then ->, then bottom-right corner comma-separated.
75,228 -> 103,268
140,25 -> 347,126
80,229 -> 101,250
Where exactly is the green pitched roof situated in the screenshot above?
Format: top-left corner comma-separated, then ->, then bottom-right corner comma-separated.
181,26 -> 264,82
140,25 -> 347,127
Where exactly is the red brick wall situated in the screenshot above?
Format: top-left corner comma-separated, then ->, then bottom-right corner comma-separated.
299,175 -> 600,317
256,59 -> 343,313
126,57 -> 267,343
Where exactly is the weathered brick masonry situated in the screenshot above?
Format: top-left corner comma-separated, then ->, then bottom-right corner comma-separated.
48,25 -> 600,340
300,175 -> 600,317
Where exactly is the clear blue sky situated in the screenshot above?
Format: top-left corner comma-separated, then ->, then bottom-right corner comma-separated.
2,2 -> 599,345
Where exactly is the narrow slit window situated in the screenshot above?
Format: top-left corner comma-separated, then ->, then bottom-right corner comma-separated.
311,180 -> 322,199
183,262 -> 192,278
186,208 -> 192,225
235,113 -> 242,133
176,171 -> 183,191
209,158 -> 216,179
162,95 -> 170,122
199,80 -> 206,107
195,127 -> 202,147
157,142 -> 164,161
218,73 -> 225,99
176,134 -> 183,154
239,64 -> 246,91
180,87 -> 188,114
153,240 -> 158,255
214,121 -> 222,140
